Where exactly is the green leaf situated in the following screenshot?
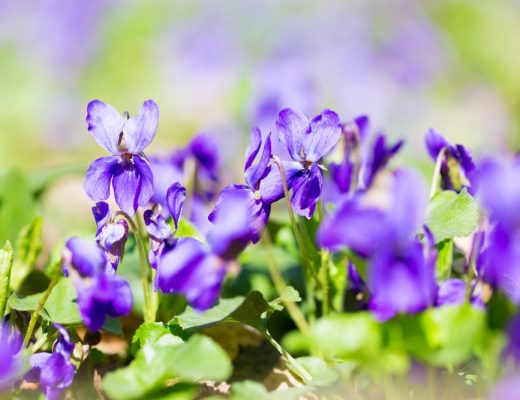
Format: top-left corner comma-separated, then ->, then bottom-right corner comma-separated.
311,313 -> 382,362
402,304 -> 486,367
435,239 -> 453,280
131,322 -> 181,355
426,189 -> 479,243
0,170 -> 36,246
103,334 -> 231,400
10,216 -> 43,289
269,286 -> 301,311
173,291 -> 276,332
0,241 -> 14,317
175,219 -> 204,242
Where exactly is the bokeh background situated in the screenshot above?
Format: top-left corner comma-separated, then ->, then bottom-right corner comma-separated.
1,0 -> 520,236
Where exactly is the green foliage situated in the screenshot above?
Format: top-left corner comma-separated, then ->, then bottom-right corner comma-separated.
0,241 -> 13,317
401,304 -> 486,367
10,216 -> 43,289
0,170 -> 36,246
102,334 -> 231,400
175,219 -> 204,242
426,189 -> 479,243
435,239 -> 453,280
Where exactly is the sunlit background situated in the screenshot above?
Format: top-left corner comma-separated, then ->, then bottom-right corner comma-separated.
1,0 -> 520,237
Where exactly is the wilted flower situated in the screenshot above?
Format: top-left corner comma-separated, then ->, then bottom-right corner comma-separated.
83,99 -> 159,216
260,108 -> 342,218
25,324 -> 75,400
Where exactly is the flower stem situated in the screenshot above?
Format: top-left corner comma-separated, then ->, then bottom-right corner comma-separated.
113,211 -> 154,323
319,250 -> 330,316
273,156 -> 317,323
22,274 -> 60,348
0,241 -> 14,319
263,328 -> 312,383
261,230 -> 310,335
429,147 -> 446,199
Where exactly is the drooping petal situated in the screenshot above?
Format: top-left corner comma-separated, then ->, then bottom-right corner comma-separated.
122,99 -> 159,154
276,108 -> 309,162
166,183 -> 186,229
259,161 -> 303,204
244,127 -> 262,173
303,109 -> 342,162
83,156 -> 119,202
424,128 -> 451,160
63,238 -> 107,278
92,201 -> 110,233
86,100 -> 123,155
245,133 -> 272,189
106,275 -> 133,317
290,163 -> 323,218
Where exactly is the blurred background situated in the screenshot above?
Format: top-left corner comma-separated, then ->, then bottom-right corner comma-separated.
1,0 -> 520,235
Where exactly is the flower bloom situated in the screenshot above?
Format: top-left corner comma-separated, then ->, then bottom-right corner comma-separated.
62,238 -> 132,331
0,323 -> 25,391
425,128 -> 475,192
260,108 -> 342,218
156,189 -> 254,310
25,324 -> 75,400
474,158 -> 520,303
319,169 -> 436,321
83,99 -> 159,216
93,202 -> 128,273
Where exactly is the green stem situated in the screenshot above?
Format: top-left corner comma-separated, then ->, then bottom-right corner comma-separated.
114,211 -> 154,323
0,241 -> 14,319
23,274 -> 60,348
261,231 -> 310,335
263,329 -> 312,383
273,157 -> 318,324
320,250 -> 330,316
429,147 -> 447,200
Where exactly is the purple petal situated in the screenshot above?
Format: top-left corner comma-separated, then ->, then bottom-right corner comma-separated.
63,238 -> 107,278
112,156 -> 154,216
25,353 -> 52,383
244,127 -> 262,173
53,324 -> 74,358
276,108 -> 309,162
259,161 -> 303,204
86,100 -> 123,155
207,188 -> 253,259
144,210 -> 172,241
166,183 -> 186,229
122,100 -> 159,154
290,163 -> 323,219
245,133 -> 272,190
317,198 -> 387,255
189,133 -> 220,180
92,202 -> 110,232
106,276 -> 133,317
303,109 -> 342,162
424,128 -> 451,160
83,156 -> 118,202
362,134 -> 404,190
149,156 -> 184,211
156,238 -> 225,310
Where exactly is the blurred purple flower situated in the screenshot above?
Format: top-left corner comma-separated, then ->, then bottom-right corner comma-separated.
166,183 -> 186,230
0,323 -> 24,391
436,279 -> 484,309
83,99 -> 159,216
25,324 -> 75,400
149,156 -> 184,215
319,169 -> 435,320
361,133 -> 404,190
425,129 -> 475,193
260,108 -> 342,218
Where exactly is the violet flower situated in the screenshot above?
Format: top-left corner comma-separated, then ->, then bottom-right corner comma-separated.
361,133 -> 404,190
260,108 -> 342,218
25,324 -> 75,400
83,99 -> 159,216
436,279 -> 484,309
474,158 -> 520,304
319,169 -> 436,321
209,128 -> 272,244
63,238 -> 133,331
425,129 -> 475,192
156,189 -> 254,310
0,323 -> 25,391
